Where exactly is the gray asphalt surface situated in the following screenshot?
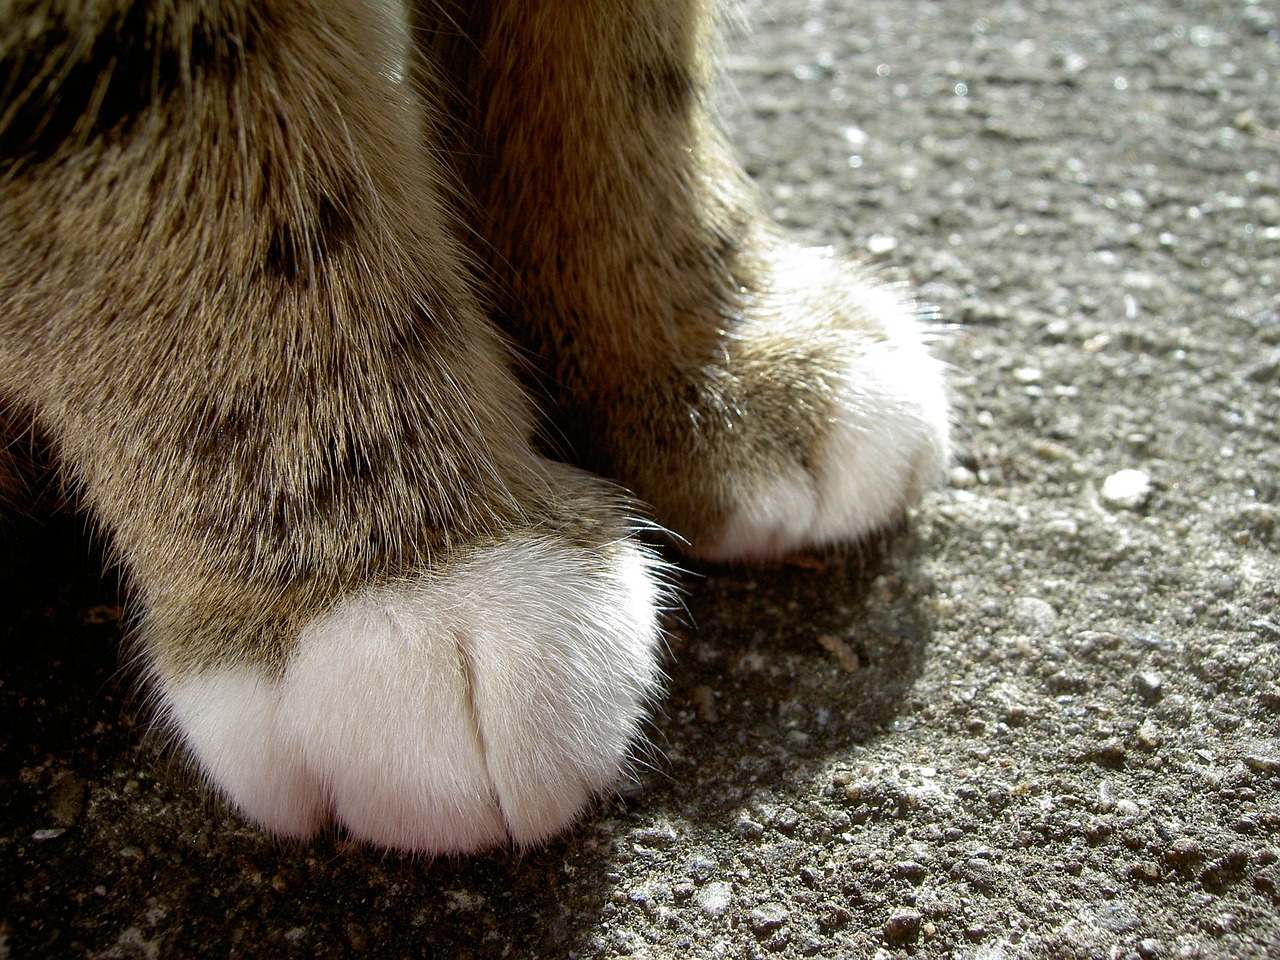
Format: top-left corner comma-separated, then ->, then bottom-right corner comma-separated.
3,0 -> 1279,957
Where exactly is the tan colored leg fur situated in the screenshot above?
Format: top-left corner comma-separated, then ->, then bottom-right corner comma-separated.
3,1 -> 546,674
433,0 -> 950,557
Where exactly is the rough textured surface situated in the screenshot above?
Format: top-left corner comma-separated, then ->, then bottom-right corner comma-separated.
3,0 -> 1278,956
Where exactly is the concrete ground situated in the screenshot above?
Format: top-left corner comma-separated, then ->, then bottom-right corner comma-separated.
3,0 -> 1278,957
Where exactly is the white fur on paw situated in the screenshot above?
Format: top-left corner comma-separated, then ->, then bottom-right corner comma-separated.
701,248 -> 950,561
161,536 -> 664,853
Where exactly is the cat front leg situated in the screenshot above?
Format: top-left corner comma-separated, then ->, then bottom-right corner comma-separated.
445,0 -> 951,559
0,0 -> 664,852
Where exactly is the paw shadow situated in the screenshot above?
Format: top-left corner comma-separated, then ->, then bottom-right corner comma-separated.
640,527 -> 938,815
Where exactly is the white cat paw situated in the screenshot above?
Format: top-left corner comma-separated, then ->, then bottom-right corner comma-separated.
159,534 -> 664,853
699,248 -> 950,561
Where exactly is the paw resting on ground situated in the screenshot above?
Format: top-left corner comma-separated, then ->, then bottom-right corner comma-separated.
160,534 -> 664,853
599,244 -> 950,563
697,246 -> 950,561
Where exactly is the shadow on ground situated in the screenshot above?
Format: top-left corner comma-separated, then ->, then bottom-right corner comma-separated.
1,511 -> 935,958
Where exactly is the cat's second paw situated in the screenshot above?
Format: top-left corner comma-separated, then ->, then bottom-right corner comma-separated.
692,246 -> 950,561
593,244 -> 949,562
158,531 -> 664,853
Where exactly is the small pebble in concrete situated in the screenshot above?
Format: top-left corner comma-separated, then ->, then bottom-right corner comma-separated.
884,907 -> 924,944
1135,671 -> 1164,701
1095,739 -> 1128,767
1012,596 -> 1059,635
686,854 -> 716,883
867,234 -> 898,255
1243,752 -> 1280,775
748,902 -> 788,936
893,861 -> 928,883
1138,718 -> 1162,748
695,881 -> 733,917
692,685 -> 719,723
817,633 -> 861,672
1102,469 -> 1152,509
1015,366 -> 1043,384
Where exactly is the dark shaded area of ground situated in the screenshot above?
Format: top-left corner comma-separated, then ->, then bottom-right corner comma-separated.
3,0 -> 1278,957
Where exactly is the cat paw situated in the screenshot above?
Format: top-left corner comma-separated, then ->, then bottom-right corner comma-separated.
692,246 -> 950,561
158,533 -> 664,852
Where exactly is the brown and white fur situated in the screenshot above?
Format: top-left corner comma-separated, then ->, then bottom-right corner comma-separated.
0,0 -> 949,853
